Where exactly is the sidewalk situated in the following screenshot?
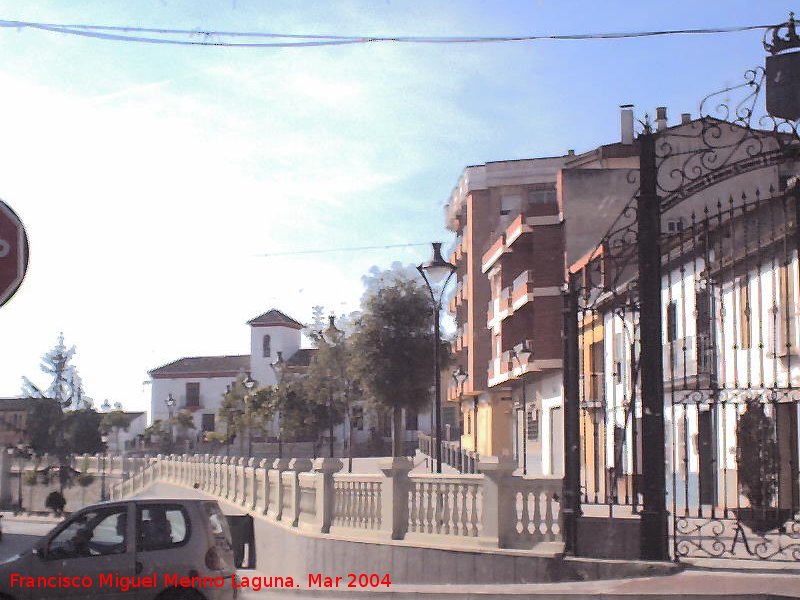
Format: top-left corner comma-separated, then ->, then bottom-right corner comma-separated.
1,511 -> 65,525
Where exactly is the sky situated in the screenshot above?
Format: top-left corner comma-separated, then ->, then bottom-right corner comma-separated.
0,0 -> 791,415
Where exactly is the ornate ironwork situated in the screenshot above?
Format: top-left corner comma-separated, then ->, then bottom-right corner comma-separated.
764,13 -> 800,55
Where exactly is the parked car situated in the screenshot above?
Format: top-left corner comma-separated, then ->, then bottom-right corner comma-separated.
0,498 -> 236,600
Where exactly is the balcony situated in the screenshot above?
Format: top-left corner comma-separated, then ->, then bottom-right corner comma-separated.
449,235 -> 465,265
488,354 -> 515,387
451,326 -> 469,353
505,213 -> 533,246
511,270 -> 535,310
481,234 -> 507,273
487,287 -> 512,327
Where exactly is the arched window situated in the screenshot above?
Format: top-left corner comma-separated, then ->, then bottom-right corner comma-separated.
262,335 -> 271,358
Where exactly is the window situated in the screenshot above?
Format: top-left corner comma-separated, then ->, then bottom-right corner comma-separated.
351,405 -> 364,431
185,382 -> 200,407
381,413 -> 392,437
262,334 -> 271,358
137,505 -> 189,552
47,506 -> 128,559
738,281 -> 751,350
405,408 -> 418,431
201,413 -> 215,432
526,409 -> 539,440
666,300 -> 678,343
528,189 -> 556,205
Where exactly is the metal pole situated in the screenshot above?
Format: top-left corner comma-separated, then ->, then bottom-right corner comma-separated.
247,401 -> 252,457
434,306 -> 442,474
278,409 -> 283,459
637,128 -> 669,561
329,389 -> 335,458
521,372 -> 527,476
100,453 -> 106,501
562,272 -> 582,555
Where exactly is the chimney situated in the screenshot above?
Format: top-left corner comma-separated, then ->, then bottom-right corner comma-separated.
567,149 -> 575,156
656,106 -> 668,131
620,104 -> 634,145
681,112 -> 691,125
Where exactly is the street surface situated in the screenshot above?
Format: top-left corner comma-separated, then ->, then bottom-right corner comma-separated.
0,517 -> 59,562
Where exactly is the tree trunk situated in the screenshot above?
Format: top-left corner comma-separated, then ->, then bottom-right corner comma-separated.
392,407 -> 404,458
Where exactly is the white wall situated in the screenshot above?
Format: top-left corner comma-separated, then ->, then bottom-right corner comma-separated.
151,376 -> 234,432
249,325 -> 302,387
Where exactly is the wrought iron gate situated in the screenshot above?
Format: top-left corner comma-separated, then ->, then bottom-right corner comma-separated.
565,57 -> 800,562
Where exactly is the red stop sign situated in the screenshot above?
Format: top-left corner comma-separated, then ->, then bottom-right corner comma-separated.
0,201 -> 28,307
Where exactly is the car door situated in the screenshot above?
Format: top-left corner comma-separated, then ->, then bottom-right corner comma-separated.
134,503 -> 194,600
29,503 -> 136,600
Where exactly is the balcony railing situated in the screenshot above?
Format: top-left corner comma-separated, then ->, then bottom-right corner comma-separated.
511,270 -> 535,308
487,287 -> 512,326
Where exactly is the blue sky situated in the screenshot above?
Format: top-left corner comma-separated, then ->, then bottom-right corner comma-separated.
0,0 -> 790,413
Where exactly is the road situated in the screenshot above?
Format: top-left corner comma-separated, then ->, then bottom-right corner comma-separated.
0,517 -> 59,562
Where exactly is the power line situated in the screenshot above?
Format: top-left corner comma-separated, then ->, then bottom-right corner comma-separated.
254,242 -> 431,257
0,18 -> 775,48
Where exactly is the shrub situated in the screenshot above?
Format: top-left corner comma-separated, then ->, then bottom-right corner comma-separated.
45,491 -> 66,516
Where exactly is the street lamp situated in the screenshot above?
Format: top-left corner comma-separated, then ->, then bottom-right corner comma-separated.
165,393 -> 176,451
322,315 -> 349,464
100,434 -> 108,501
417,242 -> 458,474
243,373 -> 258,457
270,351 -> 286,459
510,341 -> 533,476
451,365 -> 468,472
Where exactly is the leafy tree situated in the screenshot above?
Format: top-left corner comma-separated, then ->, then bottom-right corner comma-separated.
349,272 -> 436,456
64,409 -> 103,454
26,398 -> 66,457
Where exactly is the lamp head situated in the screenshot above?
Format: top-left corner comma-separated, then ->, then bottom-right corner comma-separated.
322,314 -> 343,345
418,242 -> 457,287
452,364 -> 468,386
243,373 -> 257,390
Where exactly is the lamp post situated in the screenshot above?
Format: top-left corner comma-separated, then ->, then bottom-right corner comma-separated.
323,315 -> 351,465
451,365 -> 468,472
417,242 -> 458,474
510,341 -> 533,476
100,434 -> 108,501
165,393 -> 176,452
270,351 -> 286,459
243,374 -> 258,457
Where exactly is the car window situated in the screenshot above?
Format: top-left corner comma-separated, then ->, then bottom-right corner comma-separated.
47,506 -> 127,559
137,505 -> 189,551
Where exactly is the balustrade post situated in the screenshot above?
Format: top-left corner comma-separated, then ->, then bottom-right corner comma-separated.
242,458 -> 254,507
478,456 -> 516,548
256,459 -> 269,513
268,458 -> 292,521
287,458 -> 313,527
312,457 -> 342,533
378,457 -> 413,540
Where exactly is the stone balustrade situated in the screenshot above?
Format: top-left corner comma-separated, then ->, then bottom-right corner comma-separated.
109,453 -> 563,554
418,433 -> 479,474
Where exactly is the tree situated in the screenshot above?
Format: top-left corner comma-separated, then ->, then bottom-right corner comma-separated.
22,333 -> 85,408
349,272 -> 436,456
22,334 -> 96,491
64,409 -> 104,454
